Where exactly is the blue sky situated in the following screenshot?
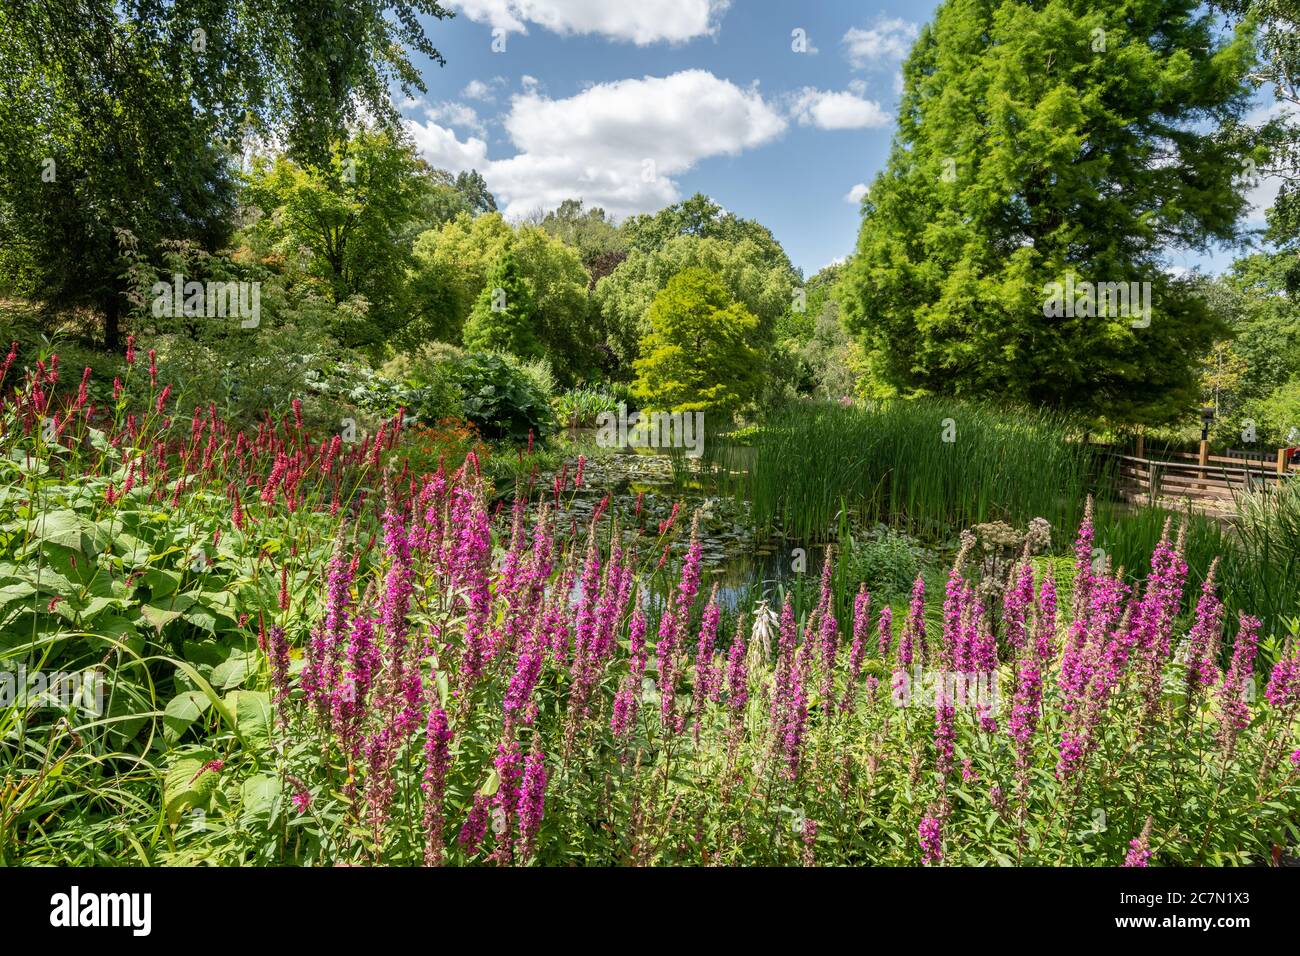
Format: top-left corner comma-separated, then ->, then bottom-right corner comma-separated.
398,0 -> 1274,278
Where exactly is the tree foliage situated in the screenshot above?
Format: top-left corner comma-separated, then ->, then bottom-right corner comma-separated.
1199,252 -> 1300,444
840,0 -> 1260,425
462,251 -> 540,360
594,234 -> 796,371
244,129 -> 435,347
0,0 -> 451,348
410,214 -> 593,377
631,267 -> 762,416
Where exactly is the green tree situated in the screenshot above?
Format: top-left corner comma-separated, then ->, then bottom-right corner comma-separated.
462,251 -> 540,359
410,212 -> 515,340
632,268 -> 762,417
539,199 -> 627,278
622,193 -> 794,274
512,227 -> 597,376
594,234 -> 796,371
397,168 -> 497,248
1199,252 -> 1300,444
243,130 -> 433,347
840,0 -> 1259,425
1216,1 -> 1300,271
452,171 -> 498,217
0,0 -> 451,349
409,215 -> 592,374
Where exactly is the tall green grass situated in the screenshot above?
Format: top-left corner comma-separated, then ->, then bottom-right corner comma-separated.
1224,480 -> 1300,635
713,398 -> 1111,544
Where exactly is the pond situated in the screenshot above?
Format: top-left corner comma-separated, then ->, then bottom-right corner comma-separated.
539,429 -> 838,611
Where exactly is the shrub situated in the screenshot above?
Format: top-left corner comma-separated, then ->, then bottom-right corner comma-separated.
554,385 -> 619,428
849,527 -> 933,603
631,267 -> 762,419
447,352 -> 553,443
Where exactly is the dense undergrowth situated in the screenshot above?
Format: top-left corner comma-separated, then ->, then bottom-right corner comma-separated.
2,346 -> 1298,865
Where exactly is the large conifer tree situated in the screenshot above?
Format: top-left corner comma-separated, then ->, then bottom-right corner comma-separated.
840,0 -> 1262,423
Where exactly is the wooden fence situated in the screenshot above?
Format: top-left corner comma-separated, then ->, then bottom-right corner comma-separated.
1107,447 -> 1298,510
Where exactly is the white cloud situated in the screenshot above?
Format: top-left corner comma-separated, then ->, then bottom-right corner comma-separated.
521,75 -> 541,94
405,70 -> 786,219
451,0 -> 729,45
423,101 -> 487,135
789,88 -> 890,130
843,18 -> 919,69
404,120 -> 491,173
462,78 -> 505,101
844,183 -> 869,204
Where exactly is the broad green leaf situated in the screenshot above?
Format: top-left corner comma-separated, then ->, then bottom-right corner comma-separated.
163,691 -> 212,743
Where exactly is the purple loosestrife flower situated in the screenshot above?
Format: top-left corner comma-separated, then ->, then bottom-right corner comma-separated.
1184,560 -> 1225,695
565,533 -> 604,730
1072,496 -> 1096,622
844,587 -> 871,712
334,610 -> 379,758
422,708 -> 453,866
592,533 -> 626,663
504,618 -> 545,719
1034,571 -> 1057,666
1009,660 -> 1042,770
781,675 -> 809,781
655,596 -> 683,734
934,702 -> 956,782
726,625 -> 749,713
304,542 -> 353,715
451,484 -> 493,683
612,608 -> 649,740
971,595 -> 997,673
1264,647 -> 1300,712
1003,560 -> 1035,653
818,603 -> 839,712
610,681 -> 637,739
1123,818 -> 1153,867
899,577 -> 926,670
942,562 -> 967,669
918,814 -> 943,865
267,625 -> 290,703
516,748 -> 548,861
572,534 -> 602,664
676,514 -> 704,627
459,793 -> 490,853
801,818 -> 817,867
769,598 -> 799,747
950,585 -> 972,676
877,605 -> 893,660
1056,729 -> 1087,781
692,587 -> 722,724
1217,614 -> 1261,753
490,740 -> 524,864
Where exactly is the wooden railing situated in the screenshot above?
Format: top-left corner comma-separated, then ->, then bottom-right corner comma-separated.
1107,450 -> 1298,509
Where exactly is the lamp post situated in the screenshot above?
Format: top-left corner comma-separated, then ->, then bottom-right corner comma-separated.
1198,407 -> 1214,491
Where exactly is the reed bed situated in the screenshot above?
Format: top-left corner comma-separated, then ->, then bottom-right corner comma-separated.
714,399 -> 1109,544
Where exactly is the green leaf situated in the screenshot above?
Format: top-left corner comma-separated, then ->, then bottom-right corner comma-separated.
240,774 -> 281,827
32,509 -> 86,549
233,690 -> 273,748
140,604 -> 184,632
163,691 -> 212,743
0,581 -> 37,606
163,749 -> 219,824
142,568 -> 181,599
210,647 -> 257,690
